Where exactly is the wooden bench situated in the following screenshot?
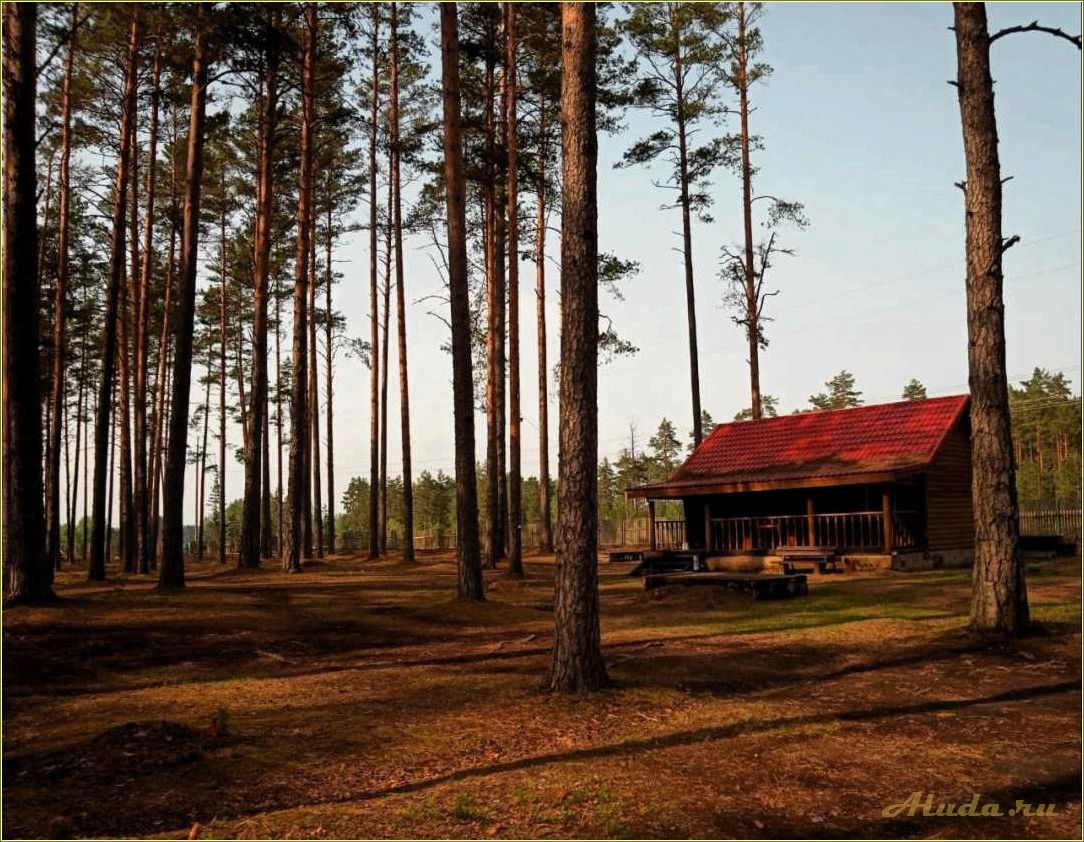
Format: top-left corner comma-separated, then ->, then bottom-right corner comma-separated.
629,549 -> 708,577
776,546 -> 841,575
607,550 -> 642,563
644,571 -> 809,600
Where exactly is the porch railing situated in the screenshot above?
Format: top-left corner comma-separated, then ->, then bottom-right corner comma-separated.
653,519 -> 687,550
705,510 -> 920,553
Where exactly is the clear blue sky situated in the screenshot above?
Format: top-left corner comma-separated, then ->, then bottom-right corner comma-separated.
185,2 -> 1083,520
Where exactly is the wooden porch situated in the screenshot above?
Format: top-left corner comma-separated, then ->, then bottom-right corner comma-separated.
649,500 -> 921,555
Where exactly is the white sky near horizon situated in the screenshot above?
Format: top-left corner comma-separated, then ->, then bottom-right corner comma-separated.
67,2 -> 1083,529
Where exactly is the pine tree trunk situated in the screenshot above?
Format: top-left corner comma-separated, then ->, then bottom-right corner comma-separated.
367,5 -> 382,561
547,2 -> 607,693
672,27 -> 702,446
275,272 -> 284,553
324,195 -> 336,554
106,392 -> 116,564
218,174 -> 228,564
117,114 -> 139,574
3,1 -> 52,603
158,29 -> 209,590
484,33 -> 501,570
379,178 -> 391,553
535,103 -> 553,555
505,2 -> 523,577
309,210 -> 323,558
737,3 -> 761,422
285,2 -> 317,573
440,2 -> 484,600
953,1 -> 1028,636
197,372 -> 211,560
134,42 -> 162,574
90,13 -> 139,583
262,397 -> 272,557
149,113 -> 179,569
390,2 -> 414,562
68,335 -> 89,567
239,26 -> 279,569
44,3 -> 78,574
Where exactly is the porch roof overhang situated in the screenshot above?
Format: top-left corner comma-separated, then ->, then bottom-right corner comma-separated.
625,467 -> 923,500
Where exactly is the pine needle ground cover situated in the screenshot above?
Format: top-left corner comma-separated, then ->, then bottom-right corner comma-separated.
3,554 -> 1080,839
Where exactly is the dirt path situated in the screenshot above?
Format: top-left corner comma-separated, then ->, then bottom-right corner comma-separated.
3,553 -> 1080,839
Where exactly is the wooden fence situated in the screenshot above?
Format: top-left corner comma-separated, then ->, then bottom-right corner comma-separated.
197,508 -> 1082,558
1018,508 -> 1081,544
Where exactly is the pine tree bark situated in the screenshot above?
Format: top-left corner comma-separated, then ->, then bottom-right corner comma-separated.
262,394 -> 272,557
45,3 -> 79,573
505,2 -> 524,577
239,22 -> 280,569
736,3 -> 761,422
197,372 -> 211,560
379,178 -> 391,553
309,209 -> 324,558
368,5 -> 382,561
275,273 -> 284,552
3,1 -> 52,603
90,13 -> 139,583
324,192 -> 337,554
134,41 -> 162,574
440,2 -> 484,600
535,102 -> 553,554
484,28 -> 501,569
218,173 -> 228,564
671,9 -> 703,446
158,27 -> 209,589
68,335 -> 89,567
953,1 -> 1028,636
285,2 -> 317,573
117,113 -> 140,574
149,111 -> 180,568
390,2 -> 414,562
547,2 -> 607,693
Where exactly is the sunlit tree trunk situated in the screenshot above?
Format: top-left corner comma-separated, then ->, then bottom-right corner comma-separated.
440,1 -> 484,599
953,1 -> 1028,635
548,2 -> 607,693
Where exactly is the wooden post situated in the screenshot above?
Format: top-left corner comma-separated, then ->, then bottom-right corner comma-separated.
648,499 -> 656,550
805,495 -> 815,546
703,501 -> 712,552
882,488 -> 894,553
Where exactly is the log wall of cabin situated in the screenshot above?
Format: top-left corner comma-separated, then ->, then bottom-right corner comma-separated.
923,420 -> 974,551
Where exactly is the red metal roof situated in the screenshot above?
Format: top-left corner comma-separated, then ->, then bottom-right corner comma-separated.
661,395 -> 970,488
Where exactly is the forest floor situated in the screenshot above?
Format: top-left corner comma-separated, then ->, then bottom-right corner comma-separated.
2,551 -> 1081,840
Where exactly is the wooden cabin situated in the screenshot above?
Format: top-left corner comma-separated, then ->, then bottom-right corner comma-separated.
627,395 -> 974,566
